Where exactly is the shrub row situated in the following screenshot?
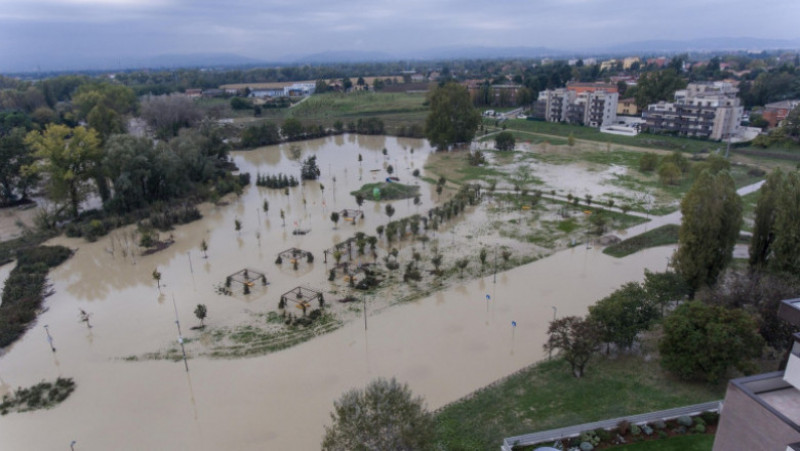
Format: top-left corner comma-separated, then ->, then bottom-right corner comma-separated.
0,246 -> 72,348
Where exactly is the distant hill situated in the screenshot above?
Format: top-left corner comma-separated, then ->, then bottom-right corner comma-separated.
593,37 -> 800,54
3,37 -> 800,74
135,53 -> 268,68
290,50 -> 395,63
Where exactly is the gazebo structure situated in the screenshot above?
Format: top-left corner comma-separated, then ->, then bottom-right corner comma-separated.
276,247 -> 314,269
224,268 -> 268,294
279,286 -> 324,313
339,209 -> 364,224
324,239 -> 356,264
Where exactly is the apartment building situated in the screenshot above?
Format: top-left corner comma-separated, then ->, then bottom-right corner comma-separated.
532,82 -> 618,127
643,81 -> 743,141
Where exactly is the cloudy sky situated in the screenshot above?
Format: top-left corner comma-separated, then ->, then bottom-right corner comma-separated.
1,0 -> 799,72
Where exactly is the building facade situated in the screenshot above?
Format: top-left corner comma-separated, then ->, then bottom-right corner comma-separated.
532,82 -> 618,127
762,100 -> 800,128
643,81 -> 743,141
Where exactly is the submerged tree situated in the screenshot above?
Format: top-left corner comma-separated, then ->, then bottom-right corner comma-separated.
424,82 -> 481,150
152,269 -> 162,292
24,124 -> 103,218
194,304 -> 207,327
301,155 -> 321,180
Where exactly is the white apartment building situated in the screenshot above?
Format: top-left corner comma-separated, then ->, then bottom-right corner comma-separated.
643,81 -> 743,141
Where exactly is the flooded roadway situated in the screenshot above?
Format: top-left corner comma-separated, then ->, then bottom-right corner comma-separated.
0,135 -> 674,450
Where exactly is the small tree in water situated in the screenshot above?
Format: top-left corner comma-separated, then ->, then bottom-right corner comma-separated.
200,239 -> 208,258
301,155 -> 321,180
152,269 -> 162,291
330,211 -> 340,229
194,304 -> 207,327
479,248 -> 488,274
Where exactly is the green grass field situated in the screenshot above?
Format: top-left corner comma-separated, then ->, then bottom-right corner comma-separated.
433,356 -> 724,450
288,91 -> 429,133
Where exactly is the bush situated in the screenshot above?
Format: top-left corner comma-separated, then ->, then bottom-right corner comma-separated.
630,424 -> 641,436
693,416 -> 706,426
580,442 -> 594,451
693,424 -> 706,433
617,420 -> 630,435
641,425 -> 653,436
639,153 -> 659,172
0,246 -> 72,348
652,420 -> 666,430
677,415 -> 693,427
594,428 -> 611,442
658,430 -> 668,439
699,411 -> 719,425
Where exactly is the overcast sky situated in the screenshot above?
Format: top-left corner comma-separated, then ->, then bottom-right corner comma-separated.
1,0 -> 799,72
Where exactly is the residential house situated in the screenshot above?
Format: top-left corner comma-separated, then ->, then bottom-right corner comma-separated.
600,59 -> 619,71
184,88 -> 202,99
762,100 -> 800,128
617,98 -> 638,116
623,57 -> 641,70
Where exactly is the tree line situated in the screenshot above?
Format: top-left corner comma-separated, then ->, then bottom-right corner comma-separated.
547,166 -> 800,384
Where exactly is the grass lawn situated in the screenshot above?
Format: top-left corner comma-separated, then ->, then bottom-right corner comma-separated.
288,91 -> 428,133
424,151 -> 507,184
610,434 -> 714,450
433,356 -> 724,450
496,119 -> 717,154
603,225 -> 680,258
350,182 -> 420,201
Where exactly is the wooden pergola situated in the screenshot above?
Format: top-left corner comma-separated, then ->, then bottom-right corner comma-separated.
225,268 -> 268,294
276,247 -> 313,268
279,286 -> 324,312
339,209 -> 364,223
324,239 -> 356,263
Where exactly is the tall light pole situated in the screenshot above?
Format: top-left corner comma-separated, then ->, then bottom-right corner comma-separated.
493,245 -> 497,284
172,295 -> 189,372
44,325 -> 55,353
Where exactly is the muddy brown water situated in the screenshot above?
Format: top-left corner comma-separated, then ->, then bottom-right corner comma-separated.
0,135 -> 672,450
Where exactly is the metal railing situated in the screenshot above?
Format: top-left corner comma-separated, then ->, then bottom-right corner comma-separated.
500,400 -> 722,451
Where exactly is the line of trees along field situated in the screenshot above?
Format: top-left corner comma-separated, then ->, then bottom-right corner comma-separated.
545,165 -> 800,385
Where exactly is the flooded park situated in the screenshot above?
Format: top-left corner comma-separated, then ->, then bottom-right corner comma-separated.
0,134 -> 676,449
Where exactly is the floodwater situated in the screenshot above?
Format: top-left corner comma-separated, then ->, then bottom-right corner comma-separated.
0,135 -> 673,450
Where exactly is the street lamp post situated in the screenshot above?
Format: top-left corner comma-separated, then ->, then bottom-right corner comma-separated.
493,245 -> 497,284
44,325 -> 55,353
548,307 -> 557,360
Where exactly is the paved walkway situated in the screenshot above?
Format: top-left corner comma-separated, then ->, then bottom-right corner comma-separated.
500,400 -> 722,450
621,180 -> 764,240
